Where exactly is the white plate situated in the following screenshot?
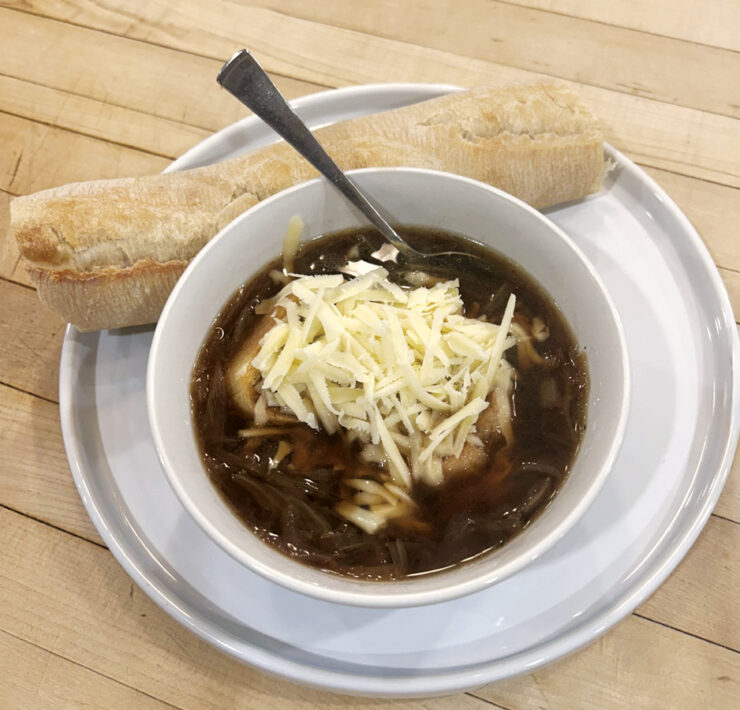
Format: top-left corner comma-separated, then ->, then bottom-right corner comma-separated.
59,84 -> 739,698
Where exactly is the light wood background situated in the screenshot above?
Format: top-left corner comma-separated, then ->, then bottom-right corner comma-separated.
1,1 -> 738,708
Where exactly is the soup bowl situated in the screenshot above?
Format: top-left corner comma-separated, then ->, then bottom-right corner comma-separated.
148,167 -> 629,608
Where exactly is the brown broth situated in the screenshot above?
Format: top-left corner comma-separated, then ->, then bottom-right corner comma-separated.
191,227 -> 588,580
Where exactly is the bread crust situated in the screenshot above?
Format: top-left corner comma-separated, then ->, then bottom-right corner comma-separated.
12,82 -> 606,331
30,259 -> 187,332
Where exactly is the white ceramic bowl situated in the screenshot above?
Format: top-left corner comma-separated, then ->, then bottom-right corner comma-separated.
148,168 -> 630,608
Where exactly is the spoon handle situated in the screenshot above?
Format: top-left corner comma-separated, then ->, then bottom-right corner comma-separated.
217,49 -> 410,258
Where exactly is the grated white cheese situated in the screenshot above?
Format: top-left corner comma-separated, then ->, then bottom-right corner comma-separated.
245,267 -> 517,530
281,215 -> 304,273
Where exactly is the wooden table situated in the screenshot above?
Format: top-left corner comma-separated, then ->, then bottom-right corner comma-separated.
1,2 -> 738,708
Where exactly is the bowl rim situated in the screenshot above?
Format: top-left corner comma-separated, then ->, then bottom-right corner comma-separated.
147,166 -> 631,607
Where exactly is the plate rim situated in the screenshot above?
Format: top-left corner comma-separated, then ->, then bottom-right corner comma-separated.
58,82 -> 740,698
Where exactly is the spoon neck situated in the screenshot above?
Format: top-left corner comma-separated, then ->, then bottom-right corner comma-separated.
217,49 -> 418,259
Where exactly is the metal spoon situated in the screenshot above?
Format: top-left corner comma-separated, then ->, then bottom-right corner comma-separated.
216,49 -> 484,274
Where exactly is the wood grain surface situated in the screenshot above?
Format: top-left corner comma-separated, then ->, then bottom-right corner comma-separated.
0,1 -> 737,708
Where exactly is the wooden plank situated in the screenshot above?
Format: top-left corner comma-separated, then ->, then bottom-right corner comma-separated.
643,167 -> 740,273
0,629 -> 178,710
5,1 -> 738,187
637,516 -> 739,651
0,112 -> 169,195
473,615 -> 740,710
0,383 -> 103,544
0,68 -> 318,163
248,0 -> 740,119
0,68 -> 316,162
506,0 -> 740,53
0,506 -> 496,709
0,279 -> 64,402
0,74 -> 210,159
0,8 -> 327,133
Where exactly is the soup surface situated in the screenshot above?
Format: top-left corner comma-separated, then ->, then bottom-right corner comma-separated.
191,227 -> 588,579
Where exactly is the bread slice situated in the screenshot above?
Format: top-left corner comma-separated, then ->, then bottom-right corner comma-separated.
11,82 -> 606,331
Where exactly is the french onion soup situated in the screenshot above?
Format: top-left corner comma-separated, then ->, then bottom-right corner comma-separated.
191,225 -> 588,580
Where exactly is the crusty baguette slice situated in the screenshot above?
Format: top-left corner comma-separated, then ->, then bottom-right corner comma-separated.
11,82 -> 606,331
28,260 -> 188,333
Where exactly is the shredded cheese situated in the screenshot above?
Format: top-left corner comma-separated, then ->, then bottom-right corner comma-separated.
282,215 -> 304,273
244,267 -> 517,531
